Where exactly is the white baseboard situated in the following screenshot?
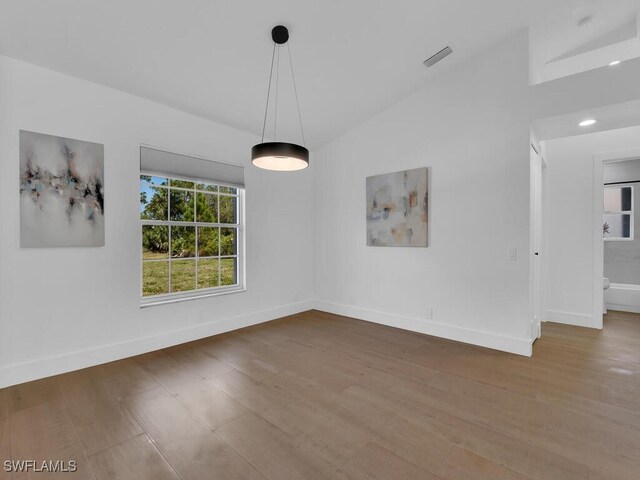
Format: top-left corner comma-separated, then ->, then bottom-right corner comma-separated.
545,309 -> 598,328
0,300 -> 314,389
605,303 -> 640,314
312,300 -> 533,357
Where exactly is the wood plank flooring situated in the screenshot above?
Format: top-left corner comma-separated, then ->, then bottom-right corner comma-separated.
1,309 -> 639,479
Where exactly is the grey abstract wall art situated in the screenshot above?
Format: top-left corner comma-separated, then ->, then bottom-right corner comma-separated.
20,130 -> 105,247
366,167 -> 428,247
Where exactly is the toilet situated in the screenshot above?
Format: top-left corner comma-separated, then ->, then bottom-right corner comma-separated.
603,278 -> 610,314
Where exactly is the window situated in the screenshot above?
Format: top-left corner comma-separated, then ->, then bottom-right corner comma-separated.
140,174 -> 244,303
604,185 -> 633,241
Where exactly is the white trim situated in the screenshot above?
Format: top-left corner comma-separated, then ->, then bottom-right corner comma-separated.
529,146 -> 544,341
0,300 -> 313,389
312,301 -> 533,356
593,154 -> 605,328
592,148 -> 640,329
546,309 -> 596,328
140,286 -> 246,308
605,303 -> 640,314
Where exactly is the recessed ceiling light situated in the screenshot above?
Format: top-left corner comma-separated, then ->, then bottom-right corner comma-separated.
608,60 -> 621,66
579,119 -> 597,127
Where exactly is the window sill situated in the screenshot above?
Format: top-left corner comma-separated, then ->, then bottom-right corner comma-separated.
140,286 -> 246,308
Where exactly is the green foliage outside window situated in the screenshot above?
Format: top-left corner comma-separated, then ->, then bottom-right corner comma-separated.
141,175 -> 239,296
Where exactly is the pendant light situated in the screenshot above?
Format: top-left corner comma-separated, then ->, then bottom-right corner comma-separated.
252,25 -> 309,171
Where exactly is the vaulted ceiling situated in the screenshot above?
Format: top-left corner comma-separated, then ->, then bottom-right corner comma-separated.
1,0 -> 637,147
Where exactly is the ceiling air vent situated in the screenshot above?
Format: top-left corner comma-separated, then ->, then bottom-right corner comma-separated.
423,46 -> 452,68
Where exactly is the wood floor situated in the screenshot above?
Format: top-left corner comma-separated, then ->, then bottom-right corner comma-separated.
1,309 -> 639,480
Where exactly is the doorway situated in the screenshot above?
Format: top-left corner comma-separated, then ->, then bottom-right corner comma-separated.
530,143 -> 545,340
596,153 -> 640,317
534,123 -> 640,330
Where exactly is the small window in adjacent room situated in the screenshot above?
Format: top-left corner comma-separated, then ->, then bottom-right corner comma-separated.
139,147 -> 244,305
604,185 -> 633,241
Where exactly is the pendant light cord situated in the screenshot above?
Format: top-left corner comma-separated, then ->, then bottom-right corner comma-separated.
274,46 -> 280,141
261,43 -> 276,143
287,42 -> 306,147
260,36 -> 306,147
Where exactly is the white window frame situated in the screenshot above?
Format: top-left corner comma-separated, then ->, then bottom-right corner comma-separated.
604,184 -> 634,242
140,172 -> 246,307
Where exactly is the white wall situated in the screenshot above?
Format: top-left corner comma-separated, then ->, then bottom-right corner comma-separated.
312,32 -> 533,355
0,56 -> 314,387
542,126 -> 640,326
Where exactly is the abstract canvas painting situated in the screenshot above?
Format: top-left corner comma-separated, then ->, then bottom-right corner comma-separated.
20,130 -> 105,247
366,167 -> 428,247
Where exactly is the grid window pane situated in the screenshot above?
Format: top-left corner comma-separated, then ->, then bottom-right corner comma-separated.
197,227 -> 219,257
605,187 -> 633,212
622,187 -> 633,211
140,184 -> 168,221
171,259 -> 196,292
143,261 -> 169,296
170,190 -> 195,221
141,174 -> 242,299
221,258 -> 237,286
196,182 -> 217,192
170,179 -> 195,189
171,226 -> 196,258
604,214 -> 632,239
219,195 -> 237,224
220,227 -> 237,256
604,188 -> 620,212
141,175 -> 168,187
197,258 -> 219,289
196,192 -> 218,223
142,225 -> 169,259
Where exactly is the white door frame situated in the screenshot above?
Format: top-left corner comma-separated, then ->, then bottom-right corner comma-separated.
530,144 -> 545,340
592,148 -> 640,328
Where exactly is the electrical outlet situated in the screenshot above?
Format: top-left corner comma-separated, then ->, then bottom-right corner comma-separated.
425,307 -> 433,320
507,248 -> 517,261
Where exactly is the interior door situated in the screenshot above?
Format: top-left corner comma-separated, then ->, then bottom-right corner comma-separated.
530,146 -> 543,339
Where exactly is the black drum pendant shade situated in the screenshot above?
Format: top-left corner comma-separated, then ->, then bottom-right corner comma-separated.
251,142 -> 309,171
252,26 -> 309,171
